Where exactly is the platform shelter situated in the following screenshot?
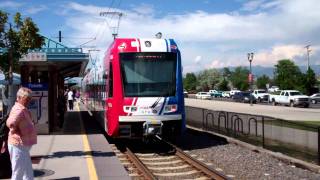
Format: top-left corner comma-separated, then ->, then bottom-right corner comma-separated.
19,37 -> 88,134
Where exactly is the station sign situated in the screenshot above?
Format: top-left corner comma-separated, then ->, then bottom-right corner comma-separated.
20,52 -> 47,62
22,83 -> 48,91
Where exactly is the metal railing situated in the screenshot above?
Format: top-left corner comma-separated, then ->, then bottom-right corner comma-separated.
186,106 -> 320,165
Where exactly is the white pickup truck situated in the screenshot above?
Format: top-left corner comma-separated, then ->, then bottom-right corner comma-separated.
269,90 -> 310,108
252,89 -> 269,102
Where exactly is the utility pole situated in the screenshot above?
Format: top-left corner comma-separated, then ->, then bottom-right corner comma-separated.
99,11 -> 123,39
305,45 -> 311,70
8,23 -> 15,111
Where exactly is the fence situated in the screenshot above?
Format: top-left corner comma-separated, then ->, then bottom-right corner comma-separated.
185,106 -> 320,165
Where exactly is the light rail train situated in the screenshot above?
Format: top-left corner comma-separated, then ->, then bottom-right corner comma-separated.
82,38 -> 185,138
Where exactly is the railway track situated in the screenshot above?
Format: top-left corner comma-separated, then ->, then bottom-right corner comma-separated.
110,137 -> 229,180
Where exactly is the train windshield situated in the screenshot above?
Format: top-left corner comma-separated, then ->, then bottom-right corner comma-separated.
120,52 -> 177,97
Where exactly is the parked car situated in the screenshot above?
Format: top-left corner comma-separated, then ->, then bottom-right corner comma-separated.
229,89 -> 241,98
183,89 -> 188,97
269,90 -> 309,107
233,91 -> 256,103
222,91 -> 230,98
252,89 -> 269,102
195,92 -> 211,100
268,86 -> 279,93
209,90 -> 223,98
310,93 -> 320,104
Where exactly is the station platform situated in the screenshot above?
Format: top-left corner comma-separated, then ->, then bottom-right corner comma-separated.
29,102 -> 130,179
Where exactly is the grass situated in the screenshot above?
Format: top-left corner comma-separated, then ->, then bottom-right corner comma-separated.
264,138 -> 318,164
263,120 -> 320,132
215,127 -> 319,164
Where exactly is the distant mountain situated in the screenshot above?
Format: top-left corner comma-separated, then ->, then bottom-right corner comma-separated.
186,65 -> 320,78
226,65 -> 320,78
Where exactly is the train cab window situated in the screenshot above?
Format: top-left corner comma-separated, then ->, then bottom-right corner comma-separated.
108,63 -> 113,97
120,52 -> 177,97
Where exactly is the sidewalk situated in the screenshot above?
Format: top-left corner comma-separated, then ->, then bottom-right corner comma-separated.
30,102 -> 129,179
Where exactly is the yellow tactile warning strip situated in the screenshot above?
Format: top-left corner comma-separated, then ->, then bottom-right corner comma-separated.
76,102 -> 98,180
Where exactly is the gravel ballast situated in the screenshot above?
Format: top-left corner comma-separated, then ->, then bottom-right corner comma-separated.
174,128 -> 320,180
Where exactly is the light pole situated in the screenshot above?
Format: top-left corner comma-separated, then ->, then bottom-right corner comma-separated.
305,45 -> 311,70
248,52 -> 254,106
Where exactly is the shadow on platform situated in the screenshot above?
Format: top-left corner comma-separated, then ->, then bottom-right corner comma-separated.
33,150 -> 115,159
60,110 -> 102,135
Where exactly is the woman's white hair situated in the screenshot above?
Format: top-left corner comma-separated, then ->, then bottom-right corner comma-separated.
16,87 -> 32,100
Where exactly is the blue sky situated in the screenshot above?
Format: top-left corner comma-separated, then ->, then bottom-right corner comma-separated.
1,0 -> 320,73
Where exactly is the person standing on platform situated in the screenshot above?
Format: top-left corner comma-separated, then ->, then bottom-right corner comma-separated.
6,87 -> 37,180
67,89 -> 74,110
57,89 -> 66,128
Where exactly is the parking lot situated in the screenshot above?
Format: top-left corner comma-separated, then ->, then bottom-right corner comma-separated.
188,94 -> 320,109
185,98 -> 320,121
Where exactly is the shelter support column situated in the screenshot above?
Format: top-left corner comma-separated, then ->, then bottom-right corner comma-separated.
48,66 -> 58,131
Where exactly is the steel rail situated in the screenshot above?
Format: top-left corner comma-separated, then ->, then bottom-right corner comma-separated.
156,136 -> 229,180
125,147 -> 157,180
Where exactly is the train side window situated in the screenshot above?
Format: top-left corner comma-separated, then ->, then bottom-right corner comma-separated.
108,63 -> 113,97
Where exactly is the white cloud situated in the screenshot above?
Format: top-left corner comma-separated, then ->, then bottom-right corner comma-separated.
25,5 -> 47,15
0,1 -> 23,8
131,3 -> 154,15
241,0 -> 267,11
209,59 -> 226,69
241,0 -> 282,12
194,56 -> 202,64
254,45 -> 305,66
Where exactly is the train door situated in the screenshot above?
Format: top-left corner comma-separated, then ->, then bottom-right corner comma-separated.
106,62 -> 113,134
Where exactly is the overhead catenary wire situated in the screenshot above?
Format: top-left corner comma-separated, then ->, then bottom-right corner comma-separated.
99,0 -> 124,39
92,0 -> 116,48
86,0 -> 118,67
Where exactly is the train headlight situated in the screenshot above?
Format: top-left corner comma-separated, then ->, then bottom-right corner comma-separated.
164,104 -> 177,113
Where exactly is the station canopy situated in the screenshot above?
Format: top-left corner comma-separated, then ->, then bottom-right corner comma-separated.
19,36 -> 89,78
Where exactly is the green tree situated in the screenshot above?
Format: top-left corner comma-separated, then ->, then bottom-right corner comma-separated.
196,68 -> 221,91
229,66 -> 249,91
183,73 -> 197,91
222,67 -> 231,79
0,11 -> 44,109
256,74 -> 270,89
0,11 -> 44,82
218,78 -> 229,91
303,68 -> 317,95
274,59 -> 302,90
